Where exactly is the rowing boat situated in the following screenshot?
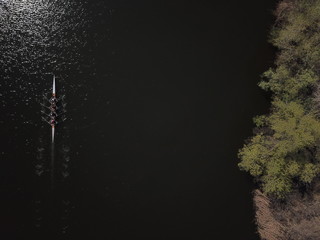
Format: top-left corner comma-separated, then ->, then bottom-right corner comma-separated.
41,75 -> 66,143
51,75 -> 56,143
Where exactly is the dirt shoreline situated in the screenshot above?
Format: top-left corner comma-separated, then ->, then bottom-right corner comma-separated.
254,182 -> 320,239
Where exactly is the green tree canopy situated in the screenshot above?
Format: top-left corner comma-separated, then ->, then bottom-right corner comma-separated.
239,100 -> 320,198
238,0 -> 320,198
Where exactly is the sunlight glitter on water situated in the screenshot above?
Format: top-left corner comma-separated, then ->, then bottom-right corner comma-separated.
0,0 -> 90,104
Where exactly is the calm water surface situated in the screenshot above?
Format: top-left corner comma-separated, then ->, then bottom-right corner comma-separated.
0,0 -> 276,239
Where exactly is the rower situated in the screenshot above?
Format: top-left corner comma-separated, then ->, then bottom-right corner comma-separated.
50,119 -> 56,125
50,112 -> 55,119
49,111 -> 57,117
50,96 -> 57,104
50,104 -> 57,112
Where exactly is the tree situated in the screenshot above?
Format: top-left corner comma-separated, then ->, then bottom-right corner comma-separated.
239,100 -> 320,198
238,0 -> 320,198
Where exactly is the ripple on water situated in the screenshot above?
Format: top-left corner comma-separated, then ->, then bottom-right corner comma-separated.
0,0 -> 113,129
0,0 -> 92,102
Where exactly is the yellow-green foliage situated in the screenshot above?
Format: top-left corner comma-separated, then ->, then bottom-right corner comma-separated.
271,0 -> 320,68
238,0 -> 320,198
270,101 -> 320,150
239,100 -> 320,198
259,67 -> 318,101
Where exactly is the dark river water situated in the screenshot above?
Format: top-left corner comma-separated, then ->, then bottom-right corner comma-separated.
0,0 -> 276,239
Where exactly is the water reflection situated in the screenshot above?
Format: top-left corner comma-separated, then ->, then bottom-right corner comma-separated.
0,0 -> 90,233
35,139 -> 45,177
0,0 -> 90,106
61,144 -> 70,179
34,124 -> 73,237
0,0 -> 112,238
0,0 -> 89,71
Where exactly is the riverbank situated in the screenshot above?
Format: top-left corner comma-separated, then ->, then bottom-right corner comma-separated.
254,182 -> 320,239
238,0 -> 320,238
